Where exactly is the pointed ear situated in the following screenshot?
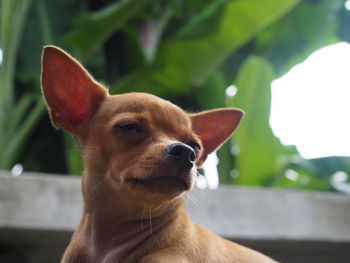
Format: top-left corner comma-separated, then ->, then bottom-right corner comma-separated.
41,45 -> 107,134
191,109 -> 243,166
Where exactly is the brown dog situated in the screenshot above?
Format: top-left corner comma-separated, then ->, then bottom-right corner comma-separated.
41,46 -> 276,263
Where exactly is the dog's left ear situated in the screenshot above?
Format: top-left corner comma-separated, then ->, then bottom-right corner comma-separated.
41,46 -> 107,134
191,109 -> 243,166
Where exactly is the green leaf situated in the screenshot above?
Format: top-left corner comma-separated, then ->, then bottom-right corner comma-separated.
256,0 -> 343,75
273,166 -> 331,191
8,95 -> 33,136
36,0 -> 53,43
275,156 -> 350,192
229,56 -> 284,186
195,71 -> 235,184
195,71 -> 227,109
0,100 -> 45,168
0,0 -> 33,113
65,0 -> 149,60
113,0 -> 299,96
157,0 -> 299,87
0,0 -> 40,170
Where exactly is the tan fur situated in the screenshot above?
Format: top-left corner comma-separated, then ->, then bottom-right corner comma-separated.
41,45 -> 276,263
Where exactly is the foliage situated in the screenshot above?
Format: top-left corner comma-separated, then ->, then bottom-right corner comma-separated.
112,0 -> 299,95
64,0 -> 300,175
2,0 -> 350,194
65,0 -> 149,60
228,56 -> 285,186
256,0 -> 343,76
0,0 -> 45,169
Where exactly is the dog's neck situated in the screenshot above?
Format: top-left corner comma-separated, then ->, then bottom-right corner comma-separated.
80,172 -> 185,261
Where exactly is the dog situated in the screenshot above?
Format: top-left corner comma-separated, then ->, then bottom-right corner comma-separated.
41,45 -> 276,263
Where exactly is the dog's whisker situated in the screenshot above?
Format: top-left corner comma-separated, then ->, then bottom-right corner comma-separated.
185,192 -> 199,206
118,170 -> 128,183
149,207 -> 153,235
196,170 -> 204,177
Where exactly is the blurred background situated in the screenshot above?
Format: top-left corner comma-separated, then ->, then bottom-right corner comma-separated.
2,1 -> 350,262
1,0 -> 350,193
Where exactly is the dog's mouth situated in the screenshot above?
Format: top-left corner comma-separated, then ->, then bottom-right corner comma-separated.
126,175 -> 191,193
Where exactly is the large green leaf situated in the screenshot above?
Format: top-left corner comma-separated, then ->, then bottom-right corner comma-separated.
0,0 -> 40,169
256,0 -> 343,76
195,71 -> 226,109
229,56 -> 284,186
65,0 -> 149,60
113,0 -> 299,96
18,0 -> 87,79
194,71 -> 236,184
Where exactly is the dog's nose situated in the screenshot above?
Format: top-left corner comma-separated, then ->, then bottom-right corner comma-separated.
165,143 -> 196,168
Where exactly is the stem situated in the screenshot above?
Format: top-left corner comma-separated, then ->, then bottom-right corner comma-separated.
0,0 -> 33,169
1,0 -> 33,112
36,0 -> 53,44
0,100 -> 45,169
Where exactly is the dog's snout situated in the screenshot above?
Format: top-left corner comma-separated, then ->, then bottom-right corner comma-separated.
165,143 -> 195,168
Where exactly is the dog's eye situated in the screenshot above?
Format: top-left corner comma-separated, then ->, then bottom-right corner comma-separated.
114,122 -> 143,134
187,141 -> 201,153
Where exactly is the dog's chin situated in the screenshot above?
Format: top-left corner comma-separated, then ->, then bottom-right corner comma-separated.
125,174 -> 193,195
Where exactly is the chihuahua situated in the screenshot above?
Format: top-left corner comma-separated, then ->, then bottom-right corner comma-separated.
41,46 -> 276,263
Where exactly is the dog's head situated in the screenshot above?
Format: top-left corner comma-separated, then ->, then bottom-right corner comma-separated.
41,46 -> 242,208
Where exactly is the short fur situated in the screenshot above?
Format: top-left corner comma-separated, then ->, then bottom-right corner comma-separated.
41,45 -> 276,263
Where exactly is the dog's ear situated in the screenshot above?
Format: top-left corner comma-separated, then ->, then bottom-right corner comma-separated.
191,109 -> 243,166
41,45 -> 107,133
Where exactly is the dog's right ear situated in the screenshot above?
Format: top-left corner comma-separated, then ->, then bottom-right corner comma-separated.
191,109 -> 243,166
41,45 -> 107,134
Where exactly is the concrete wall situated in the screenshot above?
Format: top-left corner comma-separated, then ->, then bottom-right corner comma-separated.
1,172 -> 350,262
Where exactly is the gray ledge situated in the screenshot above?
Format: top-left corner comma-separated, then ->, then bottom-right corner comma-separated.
187,186 -> 350,242
1,171 -> 350,263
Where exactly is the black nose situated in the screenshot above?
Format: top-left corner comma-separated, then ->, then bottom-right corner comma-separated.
165,143 -> 196,168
